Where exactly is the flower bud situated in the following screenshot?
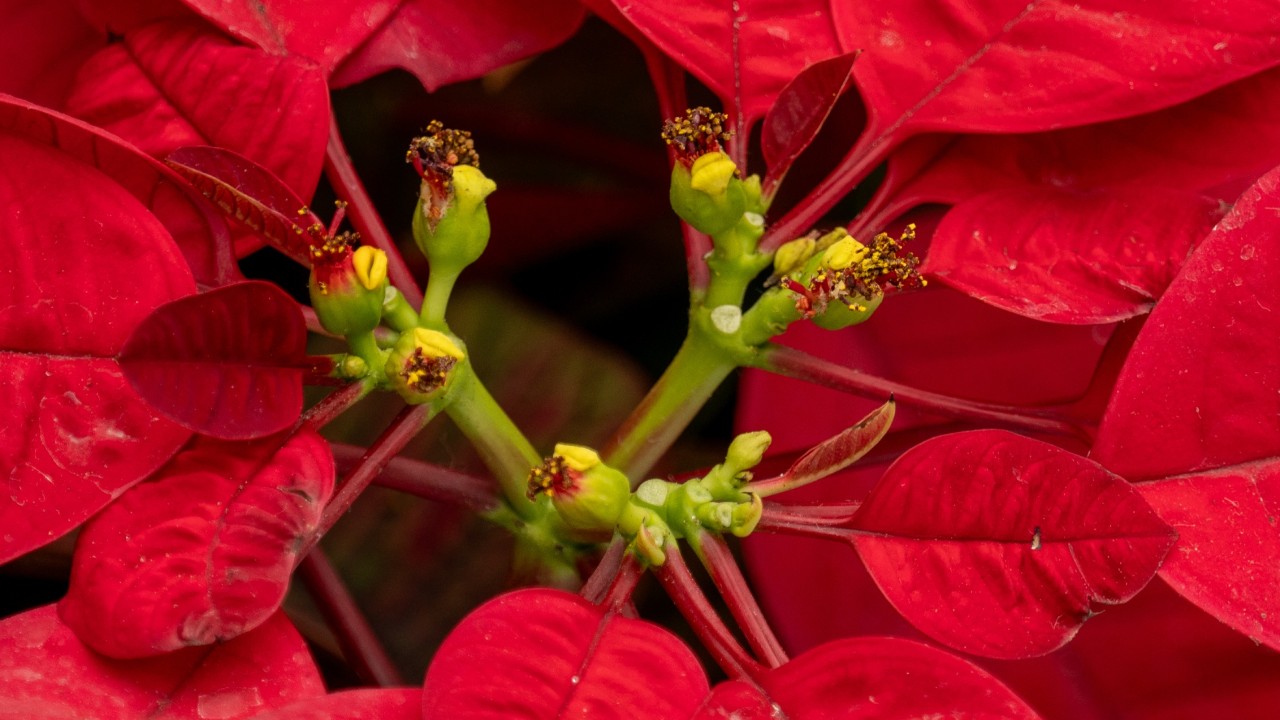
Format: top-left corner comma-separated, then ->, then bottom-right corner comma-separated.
527,444 -> 630,538
408,122 -> 495,275
669,151 -> 747,236
773,236 -> 817,277
726,431 -> 771,475
309,237 -> 388,337
385,328 -> 465,404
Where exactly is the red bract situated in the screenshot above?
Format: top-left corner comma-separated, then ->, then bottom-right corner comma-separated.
695,637 -> 1040,718
58,426 -> 334,658
117,281 -> 309,439
330,0 -> 586,91
422,588 -> 709,719
0,95 -> 234,286
760,51 -> 857,199
0,605 -> 323,719
63,19 -> 330,202
1092,163 -> 1280,649
923,187 -> 1221,323
0,126 -> 195,564
854,430 -> 1174,658
247,688 -> 422,719
166,146 -> 324,266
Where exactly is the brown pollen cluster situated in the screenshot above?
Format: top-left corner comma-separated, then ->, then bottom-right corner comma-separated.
662,107 -> 731,164
784,224 -> 925,318
526,455 -> 576,501
401,349 -> 458,394
406,120 -> 480,185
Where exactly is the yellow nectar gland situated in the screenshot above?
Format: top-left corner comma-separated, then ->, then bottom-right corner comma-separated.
351,246 -> 388,291
554,443 -> 601,472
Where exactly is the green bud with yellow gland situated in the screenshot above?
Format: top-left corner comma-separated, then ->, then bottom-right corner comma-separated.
527,444 -> 631,542
669,151 -> 749,236
309,243 -> 388,337
411,164 -> 496,273
385,327 -> 466,405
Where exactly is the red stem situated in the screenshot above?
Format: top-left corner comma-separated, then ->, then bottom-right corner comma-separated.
297,549 -> 403,687
756,503 -> 860,542
600,552 -> 645,613
641,49 -> 712,294
580,537 -> 628,606
329,443 -> 500,514
301,380 -> 373,430
317,403 -> 434,538
760,138 -> 888,252
692,532 -> 789,668
757,344 -> 1089,441
654,547 -> 765,681
324,115 -> 424,308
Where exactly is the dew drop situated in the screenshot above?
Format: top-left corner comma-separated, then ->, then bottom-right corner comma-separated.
1211,259 -> 1225,272
1233,276 -> 1244,287
1241,244 -> 1256,261
570,675 -> 581,685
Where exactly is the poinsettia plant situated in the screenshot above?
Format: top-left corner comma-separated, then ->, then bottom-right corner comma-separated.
2,0 -> 1279,717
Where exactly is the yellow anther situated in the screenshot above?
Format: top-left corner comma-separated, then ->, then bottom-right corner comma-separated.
351,246 -> 388,291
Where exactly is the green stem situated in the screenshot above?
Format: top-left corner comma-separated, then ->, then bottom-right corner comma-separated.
346,331 -> 388,382
420,268 -> 461,330
445,362 -> 542,519
604,327 -> 737,481
381,287 -> 420,332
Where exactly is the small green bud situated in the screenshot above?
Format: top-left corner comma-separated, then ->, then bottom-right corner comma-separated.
773,237 -> 817,276
527,445 -> 630,539
726,431 -> 771,475
385,328 -> 465,404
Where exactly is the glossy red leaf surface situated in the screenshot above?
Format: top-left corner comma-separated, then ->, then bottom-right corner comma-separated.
118,281 -> 308,439
760,51 -> 857,195
759,637 -> 1040,718
64,19 -> 329,202
59,427 -> 334,658
0,130 -> 194,565
178,0 -> 398,73
877,66 -> 1280,218
422,588 -> 708,719
167,146 -> 321,266
0,2 -> 103,108
618,1 -> 1280,137
923,187 -> 1221,323
0,95 -> 234,286
331,0 -> 586,91
1092,163 -> 1280,648
0,605 -> 323,719
247,688 -> 421,720
611,0 -> 839,127
851,430 -> 1174,658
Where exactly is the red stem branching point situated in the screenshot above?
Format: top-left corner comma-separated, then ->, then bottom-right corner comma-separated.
297,549 -> 403,687
693,531 -> 789,668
